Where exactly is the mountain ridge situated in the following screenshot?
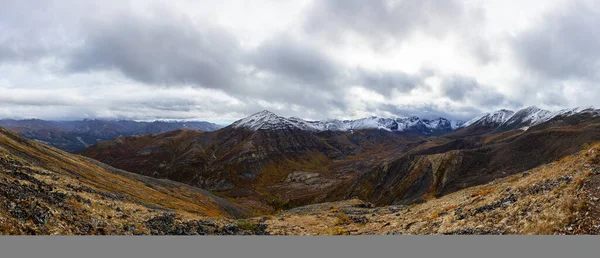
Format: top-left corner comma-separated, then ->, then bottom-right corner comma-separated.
230,106 -> 600,134
231,110 -> 463,135
461,106 -> 600,132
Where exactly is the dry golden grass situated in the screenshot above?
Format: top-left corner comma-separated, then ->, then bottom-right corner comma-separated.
471,186 -> 494,197
1,129 -> 237,218
334,213 -> 352,226
325,226 -> 350,235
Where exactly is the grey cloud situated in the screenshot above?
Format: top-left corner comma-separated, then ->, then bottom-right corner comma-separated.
538,88 -> 568,107
513,2 -> 600,80
0,41 -> 53,64
239,74 -> 348,114
67,10 -> 242,89
0,0 -> 84,64
304,0 -> 494,64
0,0 -> 573,123
305,0 -> 469,44
0,47 -> 19,62
471,89 -> 506,107
440,75 -> 509,107
357,69 -> 422,96
376,104 -> 480,121
440,76 -> 478,101
249,37 -> 339,84
0,84 -> 247,122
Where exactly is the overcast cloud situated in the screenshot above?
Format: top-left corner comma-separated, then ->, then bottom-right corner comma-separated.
0,0 -> 598,124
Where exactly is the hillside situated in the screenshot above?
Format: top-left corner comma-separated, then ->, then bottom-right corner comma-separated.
0,127 -> 269,235
259,143 -> 600,235
345,111 -> 600,206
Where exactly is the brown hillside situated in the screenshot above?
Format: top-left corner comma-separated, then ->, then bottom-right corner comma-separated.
0,127 -> 269,235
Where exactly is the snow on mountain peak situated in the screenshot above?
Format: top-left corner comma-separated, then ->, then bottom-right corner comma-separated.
464,109 -> 515,127
233,106 -> 600,133
231,111 -> 462,133
462,106 -> 600,131
501,106 -> 552,128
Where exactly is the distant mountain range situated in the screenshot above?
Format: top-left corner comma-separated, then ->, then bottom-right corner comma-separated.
0,119 -> 222,152
3,106 -> 598,153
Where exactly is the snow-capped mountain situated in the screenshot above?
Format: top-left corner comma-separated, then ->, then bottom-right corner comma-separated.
497,106 -> 553,131
463,109 -> 515,128
464,106 -> 600,132
231,110 -> 462,135
232,106 -> 600,135
548,106 -> 600,118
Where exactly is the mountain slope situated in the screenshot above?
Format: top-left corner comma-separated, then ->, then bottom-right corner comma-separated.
0,126 -> 271,235
260,143 -> 600,235
0,119 -> 222,152
342,110 -> 600,206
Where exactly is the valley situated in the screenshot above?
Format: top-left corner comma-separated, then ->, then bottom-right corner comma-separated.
2,106 -> 600,235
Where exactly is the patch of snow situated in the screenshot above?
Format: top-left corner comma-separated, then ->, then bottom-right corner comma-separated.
76,136 -> 89,147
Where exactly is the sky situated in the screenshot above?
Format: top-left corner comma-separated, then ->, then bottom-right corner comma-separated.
1,0 -> 599,124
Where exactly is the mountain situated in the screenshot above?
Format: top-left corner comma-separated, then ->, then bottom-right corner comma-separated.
460,106 -> 600,134
497,106 -> 553,131
463,109 -> 515,128
0,119 -> 222,152
81,107 -> 600,212
0,126 -> 275,235
232,110 -> 462,135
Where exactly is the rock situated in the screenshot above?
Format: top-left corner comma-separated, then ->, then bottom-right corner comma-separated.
284,171 -> 320,183
353,202 -> 375,209
443,227 -> 503,235
349,215 -> 368,224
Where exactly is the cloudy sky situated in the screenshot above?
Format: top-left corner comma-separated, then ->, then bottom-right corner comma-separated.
0,0 -> 598,124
